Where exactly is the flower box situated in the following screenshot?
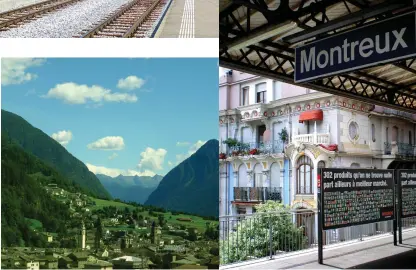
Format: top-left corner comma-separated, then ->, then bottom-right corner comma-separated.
219,153 -> 227,160
249,149 -> 258,155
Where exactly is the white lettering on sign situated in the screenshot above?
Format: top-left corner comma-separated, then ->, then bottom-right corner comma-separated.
299,27 -> 408,74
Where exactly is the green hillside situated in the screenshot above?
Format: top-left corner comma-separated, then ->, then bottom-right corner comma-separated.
1,109 -> 111,199
145,139 -> 219,217
90,198 -> 217,232
1,134 -> 75,247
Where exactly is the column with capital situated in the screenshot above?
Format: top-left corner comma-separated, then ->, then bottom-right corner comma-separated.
247,171 -> 253,201
231,171 -> 238,214
233,171 -> 239,187
262,170 -> 270,188
262,170 -> 270,201
247,171 -> 253,187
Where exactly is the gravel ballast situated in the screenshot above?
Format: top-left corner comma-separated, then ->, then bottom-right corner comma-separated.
0,0 -> 48,12
0,0 -> 134,38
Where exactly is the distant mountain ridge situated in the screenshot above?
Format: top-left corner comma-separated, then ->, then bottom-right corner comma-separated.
96,174 -> 163,204
1,109 -> 111,199
145,139 -> 219,217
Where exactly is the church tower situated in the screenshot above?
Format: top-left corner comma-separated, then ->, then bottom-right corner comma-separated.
79,222 -> 86,250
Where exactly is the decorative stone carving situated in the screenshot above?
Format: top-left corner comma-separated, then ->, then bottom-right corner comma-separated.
247,171 -> 253,186
309,147 -> 321,159
262,170 -> 271,186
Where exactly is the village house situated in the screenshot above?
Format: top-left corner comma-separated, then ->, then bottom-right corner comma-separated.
112,255 -> 152,269
58,256 -> 73,268
16,254 -> 40,270
37,255 -> 58,269
41,233 -> 54,243
68,252 -> 89,269
84,260 -> 113,270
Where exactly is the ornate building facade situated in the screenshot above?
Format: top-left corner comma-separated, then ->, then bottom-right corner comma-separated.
219,70 -> 416,240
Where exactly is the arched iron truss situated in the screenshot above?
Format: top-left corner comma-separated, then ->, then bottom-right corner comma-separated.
220,0 -> 416,113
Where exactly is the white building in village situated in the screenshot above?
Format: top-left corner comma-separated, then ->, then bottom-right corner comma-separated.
219,70 -> 416,243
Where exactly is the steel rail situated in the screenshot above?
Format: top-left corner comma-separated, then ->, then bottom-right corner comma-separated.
0,0 -> 66,17
81,0 -> 161,38
80,0 -> 142,38
0,0 -> 82,29
123,0 -> 160,38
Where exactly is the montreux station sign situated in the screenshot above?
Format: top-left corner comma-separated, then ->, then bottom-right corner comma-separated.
295,12 -> 416,83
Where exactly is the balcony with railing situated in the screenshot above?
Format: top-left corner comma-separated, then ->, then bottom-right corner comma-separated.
233,187 -> 282,203
384,142 -> 416,157
293,133 -> 330,144
228,140 -> 284,157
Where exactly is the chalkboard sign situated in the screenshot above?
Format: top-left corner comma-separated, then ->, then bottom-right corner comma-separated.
398,170 -> 416,218
320,168 -> 394,230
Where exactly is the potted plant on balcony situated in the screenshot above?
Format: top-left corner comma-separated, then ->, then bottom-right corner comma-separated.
231,151 -> 240,156
223,138 -> 238,147
278,127 -> 288,143
249,148 -> 258,155
219,153 -> 226,160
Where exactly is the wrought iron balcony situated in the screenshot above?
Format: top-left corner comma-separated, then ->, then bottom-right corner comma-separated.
233,187 -> 282,202
384,142 -> 416,157
228,140 -> 284,157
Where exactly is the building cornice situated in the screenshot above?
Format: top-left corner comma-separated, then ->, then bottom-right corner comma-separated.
219,109 -> 239,116
268,92 -> 333,107
219,75 -> 262,87
369,111 -> 416,124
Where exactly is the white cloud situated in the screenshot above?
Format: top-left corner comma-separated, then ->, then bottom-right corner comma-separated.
108,153 -> 118,160
137,147 -> 167,171
1,58 -> 45,86
176,141 -> 190,147
189,140 -> 206,154
25,89 -> 36,96
87,163 -> 156,177
87,136 -> 125,151
175,140 -> 206,164
117,76 -> 145,90
51,130 -> 73,146
44,82 -> 138,104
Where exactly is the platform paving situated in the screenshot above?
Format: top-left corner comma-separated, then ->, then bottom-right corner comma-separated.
221,229 -> 416,269
157,0 -> 217,38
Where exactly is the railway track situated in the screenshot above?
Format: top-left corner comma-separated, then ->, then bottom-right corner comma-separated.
0,0 -> 83,30
79,0 -> 165,38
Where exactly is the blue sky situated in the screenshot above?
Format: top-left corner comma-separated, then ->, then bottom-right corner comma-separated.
1,58 -> 218,177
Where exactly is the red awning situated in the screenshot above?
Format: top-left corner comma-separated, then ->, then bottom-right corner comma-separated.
299,109 -> 323,123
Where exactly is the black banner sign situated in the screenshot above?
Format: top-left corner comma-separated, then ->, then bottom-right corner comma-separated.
320,168 -> 394,230
398,169 -> 416,218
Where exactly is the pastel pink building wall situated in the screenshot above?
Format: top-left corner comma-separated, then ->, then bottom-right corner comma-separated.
219,85 -> 228,111
219,71 -> 257,110
281,84 -> 309,99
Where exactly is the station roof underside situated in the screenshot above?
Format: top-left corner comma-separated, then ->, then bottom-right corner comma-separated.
220,0 -> 416,113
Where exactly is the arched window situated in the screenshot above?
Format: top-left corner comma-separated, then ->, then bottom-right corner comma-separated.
296,155 -> 313,194
253,163 -> 263,187
371,124 -> 376,142
386,127 -> 389,142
